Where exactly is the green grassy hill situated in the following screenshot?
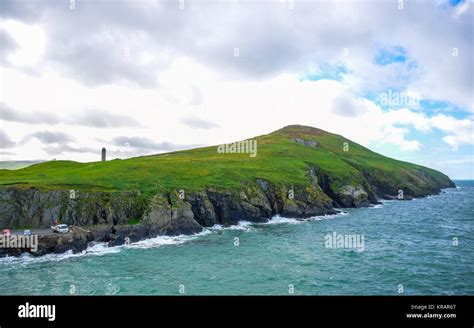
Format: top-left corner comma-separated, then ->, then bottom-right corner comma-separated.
0,125 -> 453,197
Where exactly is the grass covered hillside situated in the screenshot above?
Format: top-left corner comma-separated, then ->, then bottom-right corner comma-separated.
0,125 -> 454,197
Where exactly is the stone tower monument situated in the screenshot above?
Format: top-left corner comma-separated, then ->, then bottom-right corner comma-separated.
101,147 -> 106,162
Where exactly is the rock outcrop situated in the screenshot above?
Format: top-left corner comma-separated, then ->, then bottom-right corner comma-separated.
0,188 -> 148,229
0,164 -> 454,257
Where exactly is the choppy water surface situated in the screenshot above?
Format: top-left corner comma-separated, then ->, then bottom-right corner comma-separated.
0,181 -> 472,295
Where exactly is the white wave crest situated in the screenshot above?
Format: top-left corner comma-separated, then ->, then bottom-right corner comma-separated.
208,220 -> 254,232
261,215 -> 301,225
0,230 -> 212,265
0,211 -> 348,265
126,230 -> 212,249
261,212 -> 348,225
369,204 -> 383,209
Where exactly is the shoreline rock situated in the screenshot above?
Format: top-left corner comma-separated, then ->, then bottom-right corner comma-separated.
0,173 -> 455,257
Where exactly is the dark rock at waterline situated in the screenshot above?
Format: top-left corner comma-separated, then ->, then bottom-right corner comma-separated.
107,224 -> 152,247
29,233 -> 88,257
381,194 -> 414,201
89,225 -> 114,242
0,169 -> 454,257
142,194 -> 203,236
187,192 -> 218,227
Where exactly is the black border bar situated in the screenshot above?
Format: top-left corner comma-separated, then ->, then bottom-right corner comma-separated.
0,296 -> 472,327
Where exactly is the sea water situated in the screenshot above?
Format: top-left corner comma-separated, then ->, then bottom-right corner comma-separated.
0,181 -> 472,295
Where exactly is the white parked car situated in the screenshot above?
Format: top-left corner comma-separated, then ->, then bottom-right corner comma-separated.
52,224 -> 69,234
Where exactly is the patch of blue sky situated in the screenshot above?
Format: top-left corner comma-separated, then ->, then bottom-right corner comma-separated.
393,125 -> 470,155
368,88 -> 420,110
406,128 -> 473,179
368,126 -> 473,179
437,0 -> 466,11
360,93 -> 471,122
408,128 -> 439,146
360,89 -> 396,102
374,46 -> 408,66
420,100 -> 472,119
449,0 -> 464,6
300,63 -> 348,82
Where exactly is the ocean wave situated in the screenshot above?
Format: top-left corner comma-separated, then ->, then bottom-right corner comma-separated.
369,204 -> 383,209
208,220 -> 254,232
0,230 -> 212,265
0,241 -> 124,266
126,230 -> 213,249
261,212 -> 348,225
0,212 -> 349,265
83,242 -> 123,256
260,215 -> 301,225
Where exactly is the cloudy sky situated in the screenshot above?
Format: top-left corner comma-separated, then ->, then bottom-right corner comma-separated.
0,0 -> 473,178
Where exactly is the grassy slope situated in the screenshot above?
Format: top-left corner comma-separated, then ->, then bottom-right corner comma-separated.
0,125 -> 452,195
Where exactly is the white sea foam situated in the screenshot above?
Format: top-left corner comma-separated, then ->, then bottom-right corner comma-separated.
369,204 -> 383,209
380,199 -> 396,204
0,250 -> 77,266
0,230 -> 211,265
209,220 -> 254,232
261,215 -> 301,225
85,242 -> 122,255
0,211 -> 349,264
126,230 -> 212,249
260,211 -> 348,225
0,241 -> 123,266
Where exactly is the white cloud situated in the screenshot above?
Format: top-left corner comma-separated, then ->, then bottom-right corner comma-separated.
384,109 -> 474,147
382,126 -> 422,151
0,0 -> 472,179
1,19 -> 46,67
2,54 -> 472,160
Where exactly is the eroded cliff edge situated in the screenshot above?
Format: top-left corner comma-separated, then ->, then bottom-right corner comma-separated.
0,165 -> 454,257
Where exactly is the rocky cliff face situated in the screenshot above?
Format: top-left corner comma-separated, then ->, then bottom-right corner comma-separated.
0,166 -> 454,256
0,188 -> 148,229
0,176 -> 338,231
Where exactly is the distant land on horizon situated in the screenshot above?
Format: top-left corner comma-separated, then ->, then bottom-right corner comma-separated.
0,160 -> 45,170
